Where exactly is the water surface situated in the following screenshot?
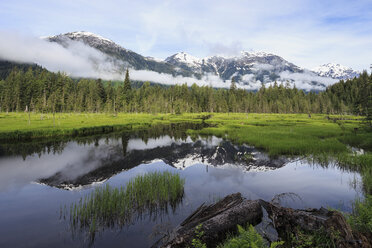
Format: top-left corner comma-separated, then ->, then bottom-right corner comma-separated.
0,126 -> 362,247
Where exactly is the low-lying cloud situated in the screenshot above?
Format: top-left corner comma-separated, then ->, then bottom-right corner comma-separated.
278,70 -> 337,91
0,31 -> 123,80
130,69 -> 236,89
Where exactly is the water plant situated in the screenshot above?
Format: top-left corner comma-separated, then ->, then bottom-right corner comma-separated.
346,195 -> 372,234
63,171 -> 185,237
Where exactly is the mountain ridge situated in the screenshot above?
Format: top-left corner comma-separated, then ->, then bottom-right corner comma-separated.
42,31 -> 360,90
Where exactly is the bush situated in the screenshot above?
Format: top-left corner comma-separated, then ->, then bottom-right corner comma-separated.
218,225 -> 283,248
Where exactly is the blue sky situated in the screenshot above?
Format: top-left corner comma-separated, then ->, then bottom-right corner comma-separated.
0,0 -> 371,70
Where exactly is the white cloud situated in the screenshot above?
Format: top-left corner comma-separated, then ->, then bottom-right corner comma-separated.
0,31 -> 123,80
279,70 -> 337,88
130,69 -> 233,88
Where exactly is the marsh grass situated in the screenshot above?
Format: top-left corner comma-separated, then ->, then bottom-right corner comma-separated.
189,113 -> 367,157
0,112 -> 207,141
62,171 -> 185,238
338,153 -> 372,192
346,196 -> 372,234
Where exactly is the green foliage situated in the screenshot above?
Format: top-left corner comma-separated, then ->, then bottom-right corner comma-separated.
243,153 -> 254,162
64,171 -> 185,235
285,227 -> 338,248
346,196 -> 372,234
191,224 -> 207,248
218,225 -> 284,248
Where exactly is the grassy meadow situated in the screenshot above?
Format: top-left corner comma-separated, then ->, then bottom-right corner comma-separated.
1,112 -> 371,158
189,113 -> 371,156
1,112 -> 370,148
0,112 -> 206,141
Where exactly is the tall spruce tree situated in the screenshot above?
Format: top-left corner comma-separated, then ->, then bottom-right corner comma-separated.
124,69 -> 131,92
123,69 -> 132,105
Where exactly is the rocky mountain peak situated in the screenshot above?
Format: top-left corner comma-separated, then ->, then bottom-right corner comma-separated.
165,52 -> 203,67
313,63 -> 359,80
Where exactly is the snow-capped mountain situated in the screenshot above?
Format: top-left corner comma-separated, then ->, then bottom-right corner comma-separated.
165,51 -> 303,82
50,31 -> 118,49
164,51 -> 335,91
165,52 -> 203,68
47,31 -> 193,77
313,63 -> 359,80
40,31 -> 358,90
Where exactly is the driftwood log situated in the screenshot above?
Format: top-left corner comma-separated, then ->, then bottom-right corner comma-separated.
154,193 -> 372,248
155,193 -> 262,247
260,200 -> 372,248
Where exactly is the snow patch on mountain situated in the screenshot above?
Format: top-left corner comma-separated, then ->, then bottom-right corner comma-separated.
313,63 -> 359,80
240,51 -> 274,58
165,52 -> 203,67
62,31 -> 113,43
47,31 -> 130,53
145,56 -> 164,63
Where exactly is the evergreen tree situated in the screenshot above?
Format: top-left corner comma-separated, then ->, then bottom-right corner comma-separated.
230,77 -> 237,91
123,69 -> 132,106
0,65 -> 371,116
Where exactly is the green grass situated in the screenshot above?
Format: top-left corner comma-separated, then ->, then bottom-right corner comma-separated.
190,113 -> 369,157
336,153 -> 372,194
0,112 -> 207,141
63,171 -> 185,236
1,113 -> 368,154
346,196 -> 372,235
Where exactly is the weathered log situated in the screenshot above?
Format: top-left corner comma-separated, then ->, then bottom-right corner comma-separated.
260,199 -> 372,248
155,193 -> 372,248
156,193 -> 263,248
